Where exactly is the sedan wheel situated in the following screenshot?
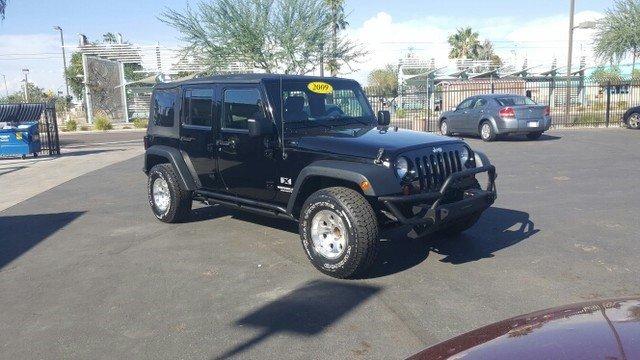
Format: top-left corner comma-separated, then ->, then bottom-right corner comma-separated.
440,120 -> 450,136
480,122 -> 495,142
628,113 -> 640,129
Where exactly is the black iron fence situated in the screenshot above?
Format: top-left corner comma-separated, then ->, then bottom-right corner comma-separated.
365,77 -> 640,132
40,103 -> 61,155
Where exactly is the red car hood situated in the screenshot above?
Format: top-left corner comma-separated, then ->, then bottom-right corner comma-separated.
408,298 -> 640,360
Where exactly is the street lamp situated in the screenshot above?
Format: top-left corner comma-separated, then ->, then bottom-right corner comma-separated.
22,68 -> 29,102
565,0 -> 597,121
1,74 -> 8,97
53,26 -> 70,101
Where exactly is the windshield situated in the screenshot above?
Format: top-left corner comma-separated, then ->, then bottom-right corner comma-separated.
265,79 -> 376,133
496,96 -> 537,106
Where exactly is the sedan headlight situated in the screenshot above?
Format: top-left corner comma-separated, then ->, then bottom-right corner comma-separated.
395,157 -> 409,178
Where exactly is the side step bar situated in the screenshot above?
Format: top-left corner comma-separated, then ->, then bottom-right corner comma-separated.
194,190 -> 295,221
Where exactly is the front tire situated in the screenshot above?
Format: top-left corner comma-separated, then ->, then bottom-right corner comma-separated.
480,121 -> 496,142
299,187 -> 379,279
627,113 -> 640,129
440,120 -> 451,136
526,131 -> 543,140
147,163 -> 192,223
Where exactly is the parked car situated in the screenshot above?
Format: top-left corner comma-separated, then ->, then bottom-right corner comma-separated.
143,74 -> 497,278
622,106 -> 640,129
439,94 -> 552,141
408,297 -> 640,360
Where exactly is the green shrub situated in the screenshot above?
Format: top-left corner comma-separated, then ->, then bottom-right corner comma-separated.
65,119 -> 78,132
395,108 -> 406,118
132,118 -> 148,129
572,113 -> 603,125
94,116 -> 113,131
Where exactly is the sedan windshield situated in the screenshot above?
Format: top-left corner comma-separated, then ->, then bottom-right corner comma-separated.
496,96 -> 537,106
265,79 -> 376,133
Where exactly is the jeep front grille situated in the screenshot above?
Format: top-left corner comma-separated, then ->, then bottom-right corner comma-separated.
413,151 -> 463,191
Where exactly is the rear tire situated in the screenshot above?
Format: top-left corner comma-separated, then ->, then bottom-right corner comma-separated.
627,113 -> 640,129
526,131 -> 543,140
299,187 -> 379,279
148,163 -> 192,223
440,120 -> 451,136
479,121 -> 496,142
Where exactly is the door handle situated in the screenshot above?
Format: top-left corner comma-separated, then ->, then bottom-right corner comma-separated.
216,139 -> 233,147
180,136 -> 195,142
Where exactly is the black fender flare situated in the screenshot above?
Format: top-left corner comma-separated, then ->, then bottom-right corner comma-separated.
144,145 -> 199,190
286,160 -> 401,214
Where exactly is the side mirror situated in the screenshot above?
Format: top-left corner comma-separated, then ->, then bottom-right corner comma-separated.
247,118 -> 274,138
377,110 -> 391,126
450,106 -> 457,111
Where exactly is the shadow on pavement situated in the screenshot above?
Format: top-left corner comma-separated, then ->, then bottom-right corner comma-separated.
0,166 -> 26,177
0,212 -> 84,269
189,204 -> 298,233
366,207 -> 537,278
213,280 -> 381,360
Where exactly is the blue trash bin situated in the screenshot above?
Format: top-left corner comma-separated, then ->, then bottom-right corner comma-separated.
0,122 -> 42,159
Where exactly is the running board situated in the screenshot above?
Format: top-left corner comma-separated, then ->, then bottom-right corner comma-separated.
194,190 -> 295,221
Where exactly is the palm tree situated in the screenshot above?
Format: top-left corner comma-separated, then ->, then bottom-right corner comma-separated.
594,0 -> 640,72
1,0 -> 8,20
325,0 -> 348,76
448,27 -> 481,60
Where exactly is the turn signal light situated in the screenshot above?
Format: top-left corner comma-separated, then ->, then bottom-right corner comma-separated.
359,180 -> 372,192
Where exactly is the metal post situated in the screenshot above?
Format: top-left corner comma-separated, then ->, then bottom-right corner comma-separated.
605,81 -> 611,127
82,54 -> 93,124
54,27 -> 70,101
319,42 -> 325,77
565,0 -> 575,124
119,61 -> 129,122
22,70 -> 29,102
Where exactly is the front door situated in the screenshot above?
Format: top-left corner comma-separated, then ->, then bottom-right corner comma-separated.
217,85 -> 277,201
180,86 -> 219,189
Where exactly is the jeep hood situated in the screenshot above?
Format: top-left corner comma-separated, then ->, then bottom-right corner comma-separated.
288,126 -> 463,159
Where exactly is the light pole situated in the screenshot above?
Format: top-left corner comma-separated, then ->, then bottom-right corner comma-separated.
565,0 -> 596,122
22,68 -> 29,102
53,26 -> 70,101
1,74 -> 7,97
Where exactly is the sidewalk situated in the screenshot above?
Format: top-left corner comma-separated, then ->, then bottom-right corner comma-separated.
0,141 -> 143,212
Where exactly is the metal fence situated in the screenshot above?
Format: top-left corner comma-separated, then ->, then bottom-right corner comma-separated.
365,77 -> 640,132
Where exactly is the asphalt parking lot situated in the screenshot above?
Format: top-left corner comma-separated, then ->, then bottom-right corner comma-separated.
1,128 -> 639,359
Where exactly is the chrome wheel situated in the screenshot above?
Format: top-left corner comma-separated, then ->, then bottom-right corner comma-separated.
440,121 -> 448,135
310,209 -> 348,260
628,113 -> 640,129
481,123 -> 491,139
152,177 -> 170,214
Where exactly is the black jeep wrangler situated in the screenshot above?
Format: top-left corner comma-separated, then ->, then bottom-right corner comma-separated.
143,74 -> 497,278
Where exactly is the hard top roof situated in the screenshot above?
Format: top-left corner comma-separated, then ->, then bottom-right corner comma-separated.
154,73 -> 357,89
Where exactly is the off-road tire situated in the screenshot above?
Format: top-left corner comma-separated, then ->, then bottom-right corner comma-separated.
526,131 -> 543,140
299,187 -> 379,279
479,121 -> 496,142
148,163 -> 192,223
440,119 -> 451,136
626,112 -> 640,129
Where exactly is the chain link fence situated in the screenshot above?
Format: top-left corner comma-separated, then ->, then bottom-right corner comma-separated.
366,77 -> 640,132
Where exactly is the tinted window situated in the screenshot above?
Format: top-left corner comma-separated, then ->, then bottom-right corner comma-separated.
153,90 -> 177,127
223,89 -> 263,130
458,98 -> 476,110
474,98 -> 487,108
184,89 -> 214,127
496,96 -> 537,106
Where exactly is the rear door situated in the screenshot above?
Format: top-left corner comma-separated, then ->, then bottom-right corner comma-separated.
216,85 -> 277,201
180,86 -> 220,189
465,97 -> 487,133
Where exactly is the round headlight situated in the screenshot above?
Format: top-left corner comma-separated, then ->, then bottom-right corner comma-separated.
460,147 -> 470,164
395,157 -> 409,178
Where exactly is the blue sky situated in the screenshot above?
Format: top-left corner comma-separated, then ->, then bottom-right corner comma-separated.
0,0 -> 617,93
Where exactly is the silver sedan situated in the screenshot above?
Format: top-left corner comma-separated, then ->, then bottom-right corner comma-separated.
439,94 -> 552,141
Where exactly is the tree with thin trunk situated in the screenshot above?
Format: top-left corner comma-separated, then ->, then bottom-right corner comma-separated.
325,0 -> 349,76
594,0 -> 640,73
160,0 -> 364,75
448,27 -> 481,60
1,0 -> 7,19
367,64 -> 398,97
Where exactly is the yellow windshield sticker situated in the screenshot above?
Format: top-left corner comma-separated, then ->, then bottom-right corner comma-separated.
308,82 -> 333,94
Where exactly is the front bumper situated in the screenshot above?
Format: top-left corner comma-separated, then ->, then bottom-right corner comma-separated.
378,165 -> 497,227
